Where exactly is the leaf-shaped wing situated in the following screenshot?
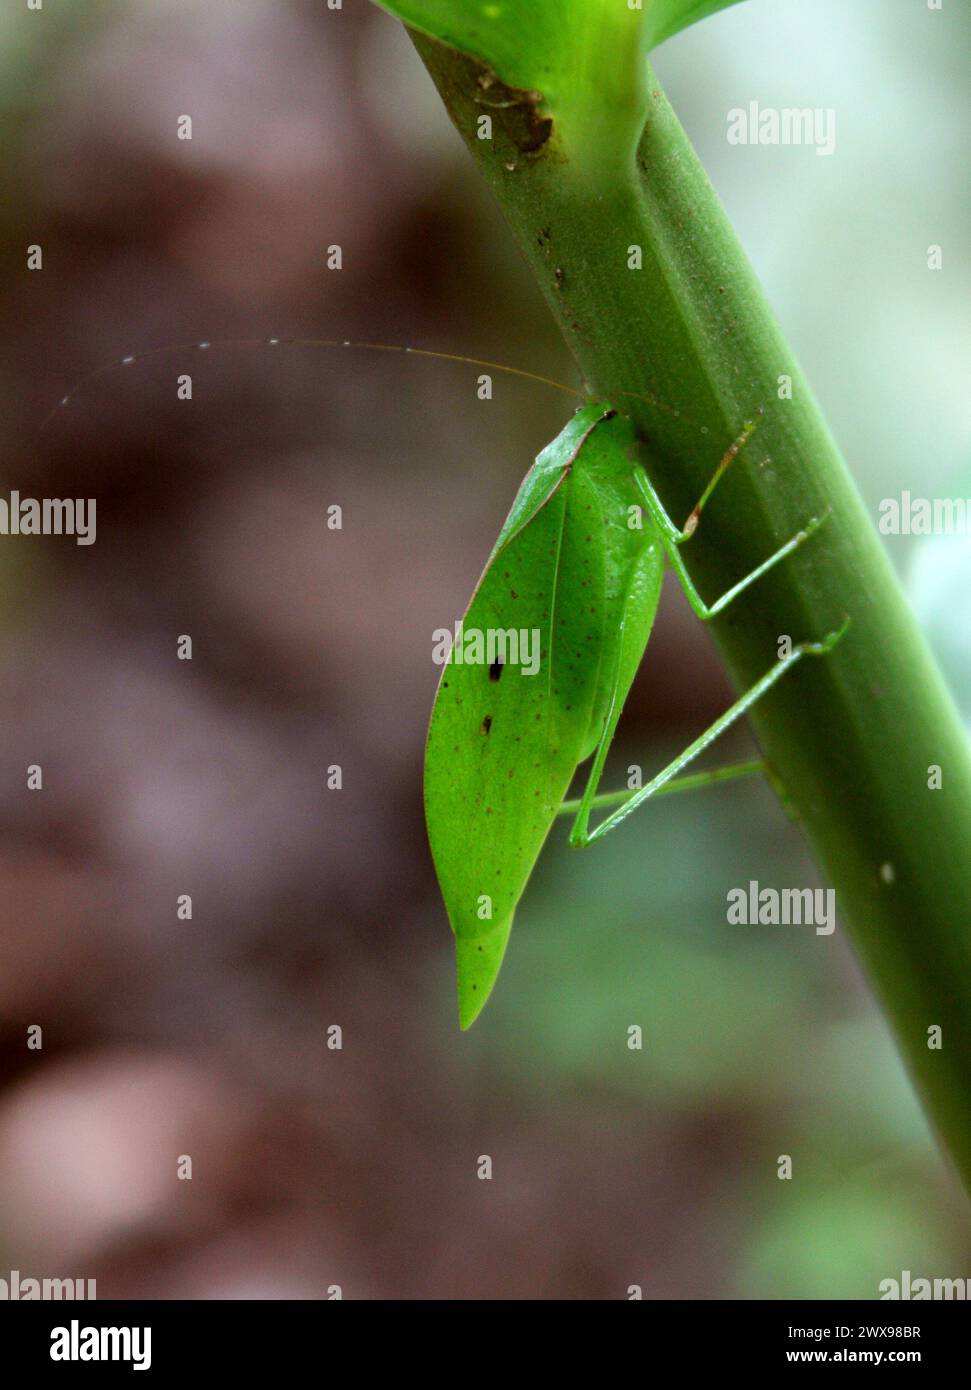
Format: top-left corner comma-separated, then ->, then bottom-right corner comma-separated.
424,408 -> 665,1027
425,420 -> 611,1026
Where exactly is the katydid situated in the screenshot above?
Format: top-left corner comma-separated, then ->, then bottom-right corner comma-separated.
424,404 -> 846,1029
36,337 -> 845,1031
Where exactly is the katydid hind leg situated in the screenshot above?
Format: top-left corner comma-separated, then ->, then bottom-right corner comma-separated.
557,759 -> 765,818
569,620 -> 848,846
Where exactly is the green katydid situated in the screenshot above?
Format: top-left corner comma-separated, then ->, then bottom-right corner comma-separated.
36,336 -> 845,1033
424,403 -> 846,1029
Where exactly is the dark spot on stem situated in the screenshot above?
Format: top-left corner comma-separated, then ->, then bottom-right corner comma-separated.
475,69 -> 553,155
481,715 -> 493,735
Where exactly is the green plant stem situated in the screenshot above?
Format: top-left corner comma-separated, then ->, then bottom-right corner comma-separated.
411,32 -> 971,1191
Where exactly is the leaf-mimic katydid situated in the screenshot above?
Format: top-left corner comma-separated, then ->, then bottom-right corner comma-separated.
35,336 -> 845,1032
424,404 -> 846,1029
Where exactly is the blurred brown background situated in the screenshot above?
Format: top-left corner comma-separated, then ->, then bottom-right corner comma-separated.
1,0 -> 969,1299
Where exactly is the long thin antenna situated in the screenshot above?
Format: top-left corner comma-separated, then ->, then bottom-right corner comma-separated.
36,336 -> 586,436
36,334 -> 744,453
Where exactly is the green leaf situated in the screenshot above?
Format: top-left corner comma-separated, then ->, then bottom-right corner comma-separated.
643,0 -> 748,50
368,1 -> 638,170
370,1 -> 748,168
371,0 -> 746,77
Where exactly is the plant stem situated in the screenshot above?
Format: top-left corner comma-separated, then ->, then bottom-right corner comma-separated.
411,32 -> 971,1192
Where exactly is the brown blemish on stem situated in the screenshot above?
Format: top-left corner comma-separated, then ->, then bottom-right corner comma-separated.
475,68 -> 553,156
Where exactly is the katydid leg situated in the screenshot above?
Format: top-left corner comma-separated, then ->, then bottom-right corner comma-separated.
567,623 -> 848,847
668,509 -> 829,622
556,760 -> 765,816
633,468 -> 829,622
636,416 -> 760,546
